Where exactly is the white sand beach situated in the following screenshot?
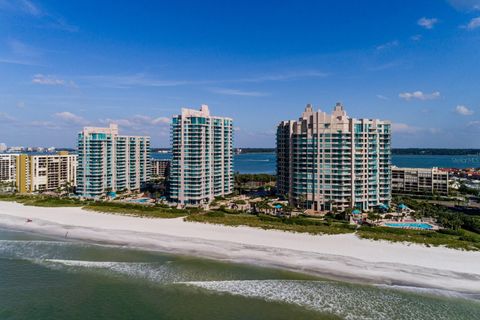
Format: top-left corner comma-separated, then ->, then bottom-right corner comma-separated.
1,200 -> 479,294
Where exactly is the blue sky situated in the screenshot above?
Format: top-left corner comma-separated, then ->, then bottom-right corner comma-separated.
1,0 -> 480,148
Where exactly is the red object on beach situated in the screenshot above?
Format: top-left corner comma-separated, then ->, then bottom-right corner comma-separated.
26,219 -> 32,223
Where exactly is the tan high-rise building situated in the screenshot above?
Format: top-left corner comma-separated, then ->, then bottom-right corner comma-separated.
277,103 -> 392,212
15,152 -> 77,193
392,167 -> 449,196
151,159 -> 171,179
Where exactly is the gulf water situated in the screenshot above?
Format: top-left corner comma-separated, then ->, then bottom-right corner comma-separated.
153,153 -> 480,174
1,228 -> 479,320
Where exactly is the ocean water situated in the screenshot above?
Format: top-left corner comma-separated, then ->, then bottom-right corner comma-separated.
1,228 -> 479,320
152,153 -> 480,174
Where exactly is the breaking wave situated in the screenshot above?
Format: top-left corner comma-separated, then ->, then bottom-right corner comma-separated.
41,259 -> 187,283
2,239 -> 479,319
179,280 -> 480,320
0,239 -> 87,260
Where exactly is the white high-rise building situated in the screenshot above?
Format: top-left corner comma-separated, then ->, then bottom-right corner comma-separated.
169,105 -> 234,205
77,124 -> 150,198
0,154 -> 18,184
277,103 -> 392,212
0,143 -> 7,152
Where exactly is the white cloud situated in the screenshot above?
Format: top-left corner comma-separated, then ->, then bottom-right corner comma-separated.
447,0 -> 480,11
0,57 -> 39,66
392,123 -> 419,134
29,120 -> 61,130
43,16 -> 79,32
0,112 -> 16,122
239,70 -> 329,82
132,115 -> 170,125
54,111 -> 88,125
72,69 -> 328,90
32,74 -> 78,87
411,34 -> 422,41
455,105 -> 474,115
367,61 -> 401,71
418,17 -> 439,29
466,17 -> 480,29
376,40 -> 399,50
428,128 -> 442,134
392,123 -> 441,135
99,114 -> 171,129
0,0 -> 41,16
32,74 -> 64,85
100,118 -> 133,128
398,91 -> 440,101
80,73 -> 195,89
7,39 -> 38,57
0,1 -> 78,32
151,117 -> 170,125
376,94 -> 389,100
210,87 -> 269,97
16,101 -> 25,108
18,0 -> 42,16
468,120 -> 480,127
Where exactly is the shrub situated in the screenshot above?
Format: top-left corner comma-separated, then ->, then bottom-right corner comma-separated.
206,211 -> 225,218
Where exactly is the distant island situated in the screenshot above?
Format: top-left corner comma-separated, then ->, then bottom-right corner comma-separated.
48,147 -> 480,156
392,149 -> 480,156
231,148 -> 480,155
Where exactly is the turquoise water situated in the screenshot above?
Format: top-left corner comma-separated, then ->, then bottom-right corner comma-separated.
1,228 -> 479,320
152,153 -> 480,174
128,198 -> 149,203
385,222 -> 434,230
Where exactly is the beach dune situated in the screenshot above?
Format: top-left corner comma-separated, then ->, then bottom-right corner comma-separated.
1,201 -> 479,294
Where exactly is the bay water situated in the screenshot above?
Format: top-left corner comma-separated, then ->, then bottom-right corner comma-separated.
153,153 -> 480,174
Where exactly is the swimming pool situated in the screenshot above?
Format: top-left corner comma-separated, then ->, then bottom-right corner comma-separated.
128,198 -> 150,203
384,222 -> 434,230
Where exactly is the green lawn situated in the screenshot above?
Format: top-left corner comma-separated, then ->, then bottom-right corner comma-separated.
185,212 -> 356,235
0,194 -> 84,207
0,194 -> 191,219
357,226 -> 480,251
83,202 -> 191,218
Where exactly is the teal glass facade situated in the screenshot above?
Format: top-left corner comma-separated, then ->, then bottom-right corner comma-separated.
77,124 -> 150,198
277,104 -> 391,212
169,106 -> 233,205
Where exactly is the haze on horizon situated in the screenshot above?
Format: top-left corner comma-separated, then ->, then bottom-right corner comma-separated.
1,0 -> 479,148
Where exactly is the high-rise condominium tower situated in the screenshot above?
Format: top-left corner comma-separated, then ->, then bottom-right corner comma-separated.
16,152 -> 77,193
77,124 -> 150,198
1,152 -> 77,193
169,105 -> 233,205
277,103 -> 391,212
0,154 -> 17,182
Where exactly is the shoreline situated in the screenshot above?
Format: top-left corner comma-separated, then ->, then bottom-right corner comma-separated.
1,200 -> 480,295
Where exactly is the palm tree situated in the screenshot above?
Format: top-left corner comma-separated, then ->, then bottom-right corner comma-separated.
249,201 -> 258,214
154,191 -> 161,203
257,201 -> 271,214
297,194 -> 306,210
105,187 -> 112,199
282,204 -> 294,217
60,181 -> 73,196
